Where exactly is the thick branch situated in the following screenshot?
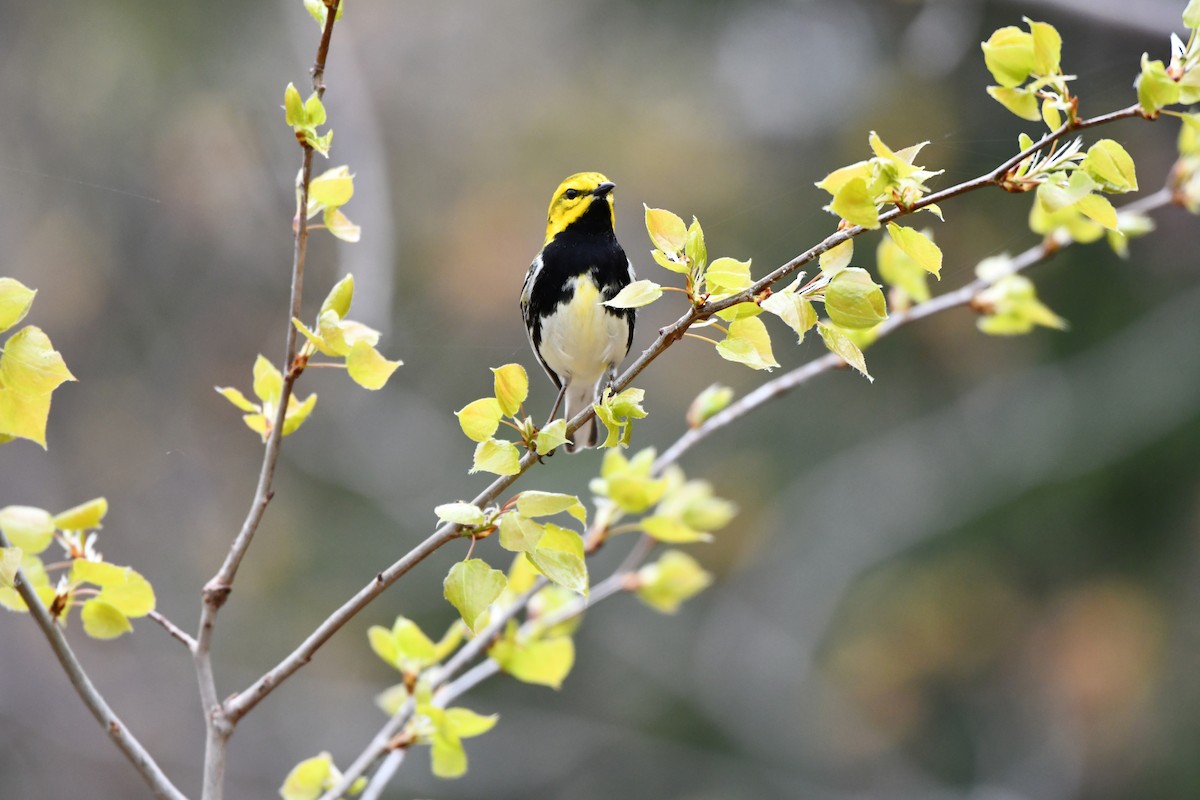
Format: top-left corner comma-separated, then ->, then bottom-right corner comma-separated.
0,532 -> 187,800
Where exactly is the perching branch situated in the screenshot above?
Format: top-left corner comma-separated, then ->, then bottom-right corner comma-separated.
0,531 -> 187,800
225,99 -> 1170,725
331,177 -> 1183,800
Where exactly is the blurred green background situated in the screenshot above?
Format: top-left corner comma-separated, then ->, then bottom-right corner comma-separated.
3,0 -> 1199,798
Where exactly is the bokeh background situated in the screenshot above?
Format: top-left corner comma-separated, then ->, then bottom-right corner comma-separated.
2,0 -> 1199,798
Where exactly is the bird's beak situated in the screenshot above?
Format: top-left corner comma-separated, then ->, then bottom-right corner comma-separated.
592,182 -> 616,197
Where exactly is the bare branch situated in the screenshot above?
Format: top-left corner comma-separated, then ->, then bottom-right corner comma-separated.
148,610 -> 197,651
0,532 -> 187,800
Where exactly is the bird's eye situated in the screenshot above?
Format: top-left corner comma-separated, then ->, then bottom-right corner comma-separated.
564,188 -> 579,200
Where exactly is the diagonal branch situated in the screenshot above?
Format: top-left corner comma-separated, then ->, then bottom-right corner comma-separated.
225,100 -> 1165,720
0,531 -> 187,800
337,179 -> 1182,800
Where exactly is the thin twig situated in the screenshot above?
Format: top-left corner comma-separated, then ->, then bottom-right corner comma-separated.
194,4 -> 342,800
148,610 -> 197,651
0,532 -> 187,800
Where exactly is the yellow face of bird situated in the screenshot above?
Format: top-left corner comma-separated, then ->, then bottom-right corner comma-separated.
544,171 -> 616,245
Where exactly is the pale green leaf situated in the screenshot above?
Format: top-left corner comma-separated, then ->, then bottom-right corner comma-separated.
322,207 -> 361,243
1076,193 -> 1119,230
815,160 -> 871,196
71,560 -> 155,617
684,217 -> 707,273
309,166 -> 353,211
1186,0 -> 1200,27
1137,55 -> 1182,115
651,248 -> 689,274
444,559 -> 507,633
0,278 -> 36,334
604,279 -> 662,309
283,83 -> 305,127
1026,18 -> 1062,75
434,502 -> 486,527
0,547 -> 20,588
877,232 -> 931,303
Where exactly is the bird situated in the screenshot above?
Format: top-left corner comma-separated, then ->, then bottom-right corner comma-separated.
521,172 -> 636,452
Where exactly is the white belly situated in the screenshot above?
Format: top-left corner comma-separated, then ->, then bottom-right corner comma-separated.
539,274 -> 628,386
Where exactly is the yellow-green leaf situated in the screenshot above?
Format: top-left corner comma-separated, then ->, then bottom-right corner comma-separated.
346,341 -> 402,390
1137,55 -> 1182,115
644,206 -> 687,253
80,599 -> 133,639
445,707 -> 499,738
525,523 -> 588,595
877,232 -> 931,304
636,550 -> 713,614
71,560 -> 155,617
216,386 -> 259,413
715,316 -> 779,371
491,363 -> 528,417
986,86 -> 1041,121
319,274 -> 355,320
456,397 -> 503,443
1027,18 -> 1062,75
686,384 -> 734,429
815,160 -> 871,196
819,239 -> 854,276
1076,193 -> 1119,230
308,166 -> 354,211
279,751 -> 335,800
886,224 -> 942,277
824,268 -> 888,330
283,82 -> 306,127
470,438 -> 521,476
535,418 -> 571,455
981,25 -> 1035,88
704,257 -> 753,295
0,506 -> 55,555
0,546 -> 21,588
323,207 -> 361,243
685,217 -> 707,272
498,512 -> 544,553
252,355 -> 283,404
0,278 -> 36,334
817,321 -> 872,381
605,279 -> 662,309
53,497 -> 108,532
1083,139 -> 1138,193
828,177 -> 880,229
281,392 -> 317,437
444,559 -> 507,633
489,630 -> 575,689
516,491 -> 587,526
641,514 -> 712,544
761,292 -> 817,343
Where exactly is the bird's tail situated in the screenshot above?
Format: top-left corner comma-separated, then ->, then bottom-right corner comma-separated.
564,379 -> 600,453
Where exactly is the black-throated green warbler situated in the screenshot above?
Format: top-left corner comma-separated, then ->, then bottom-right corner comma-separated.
520,172 -> 636,451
